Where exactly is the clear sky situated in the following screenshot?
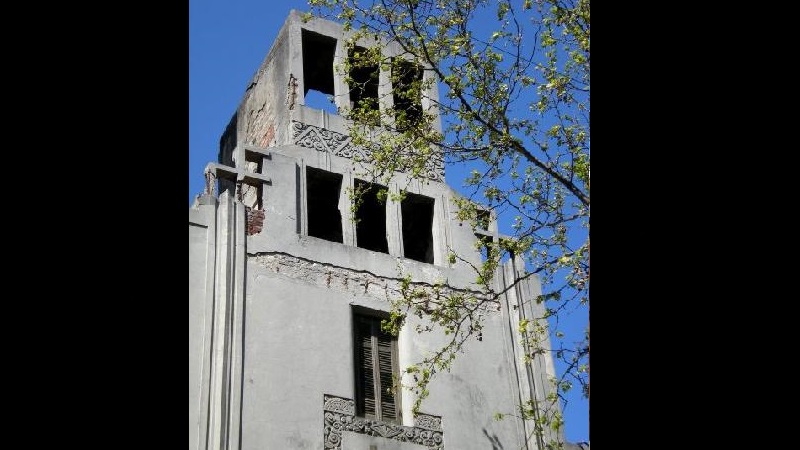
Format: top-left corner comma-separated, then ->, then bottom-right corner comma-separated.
190,0 -> 588,444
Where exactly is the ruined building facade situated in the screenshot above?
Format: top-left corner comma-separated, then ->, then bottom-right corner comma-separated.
189,11 -> 563,450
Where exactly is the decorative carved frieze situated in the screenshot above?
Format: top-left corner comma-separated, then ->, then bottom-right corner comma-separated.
291,121 -> 445,182
323,395 -> 356,416
323,395 -> 444,450
413,414 -> 443,432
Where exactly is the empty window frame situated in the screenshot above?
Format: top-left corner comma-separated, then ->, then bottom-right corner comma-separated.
475,209 -> 493,261
392,59 -> 423,129
476,209 -> 491,233
401,192 -> 435,264
354,180 -> 389,254
302,29 -> 337,100
349,46 -> 380,112
475,233 -> 494,262
306,167 -> 344,243
353,311 -> 400,422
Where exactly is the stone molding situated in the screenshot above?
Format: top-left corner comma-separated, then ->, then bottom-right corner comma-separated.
323,395 -> 444,450
291,121 -> 445,183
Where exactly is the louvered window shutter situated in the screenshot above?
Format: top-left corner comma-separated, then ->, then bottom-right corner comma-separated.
355,317 -> 376,418
377,330 -> 398,421
354,314 -> 399,422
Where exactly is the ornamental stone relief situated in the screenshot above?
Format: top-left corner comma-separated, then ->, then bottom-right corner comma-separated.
291,121 -> 445,183
323,395 -> 443,450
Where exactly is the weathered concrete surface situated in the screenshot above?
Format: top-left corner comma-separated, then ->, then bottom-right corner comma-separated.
238,249 -> 543,450
219,10 -> 445,183
245,146 -> 491,280
343,433 -> 429,450
189,10 -> 563,450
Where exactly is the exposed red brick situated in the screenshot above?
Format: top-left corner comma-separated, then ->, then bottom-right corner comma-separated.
258,123 -> 275,148
245,207 -> 266,236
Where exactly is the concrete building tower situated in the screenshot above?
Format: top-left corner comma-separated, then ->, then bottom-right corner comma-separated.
189,10 -> 563,450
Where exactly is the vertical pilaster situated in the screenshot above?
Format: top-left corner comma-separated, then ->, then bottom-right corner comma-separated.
386,181 -> 403,258
341,172 -> 356,247
501,256 -> 564,450
227,201 -> 247,450
207,192 -> 233,450
500,260 -> 534,450
333,39 -> 350,112
206,191 -> 246,450
189,194 -> 218,450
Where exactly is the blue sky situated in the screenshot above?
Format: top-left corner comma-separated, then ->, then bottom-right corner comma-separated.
190,0 -> 588,443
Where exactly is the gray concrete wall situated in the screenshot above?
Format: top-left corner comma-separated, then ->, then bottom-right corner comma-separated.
241,260 -> 354,449
218,10 -> 295,192
192,152 -> 560,450
246,145 -> 489,282
240,252 -> 532,450
343,433 -> 428,450
229,142 -> 557,449
189,197 -> 217,450
220,10 -> 445,168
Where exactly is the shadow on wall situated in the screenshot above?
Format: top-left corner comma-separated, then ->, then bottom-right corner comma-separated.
286,431 -> 312,449
483,428 -> 504,450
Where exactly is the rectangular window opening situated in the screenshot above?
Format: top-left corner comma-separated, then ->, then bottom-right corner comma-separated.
476,233 -> 494,262
392,59 -> 423,130
353,310 -> 399,422
475,209 -> 493,261
401,192 -> 434,264
355,180 -> 389,254
306,167 -> 343,243
349,47 -> 380,113
302,29 -> 337,114
476,209 -> 491,233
